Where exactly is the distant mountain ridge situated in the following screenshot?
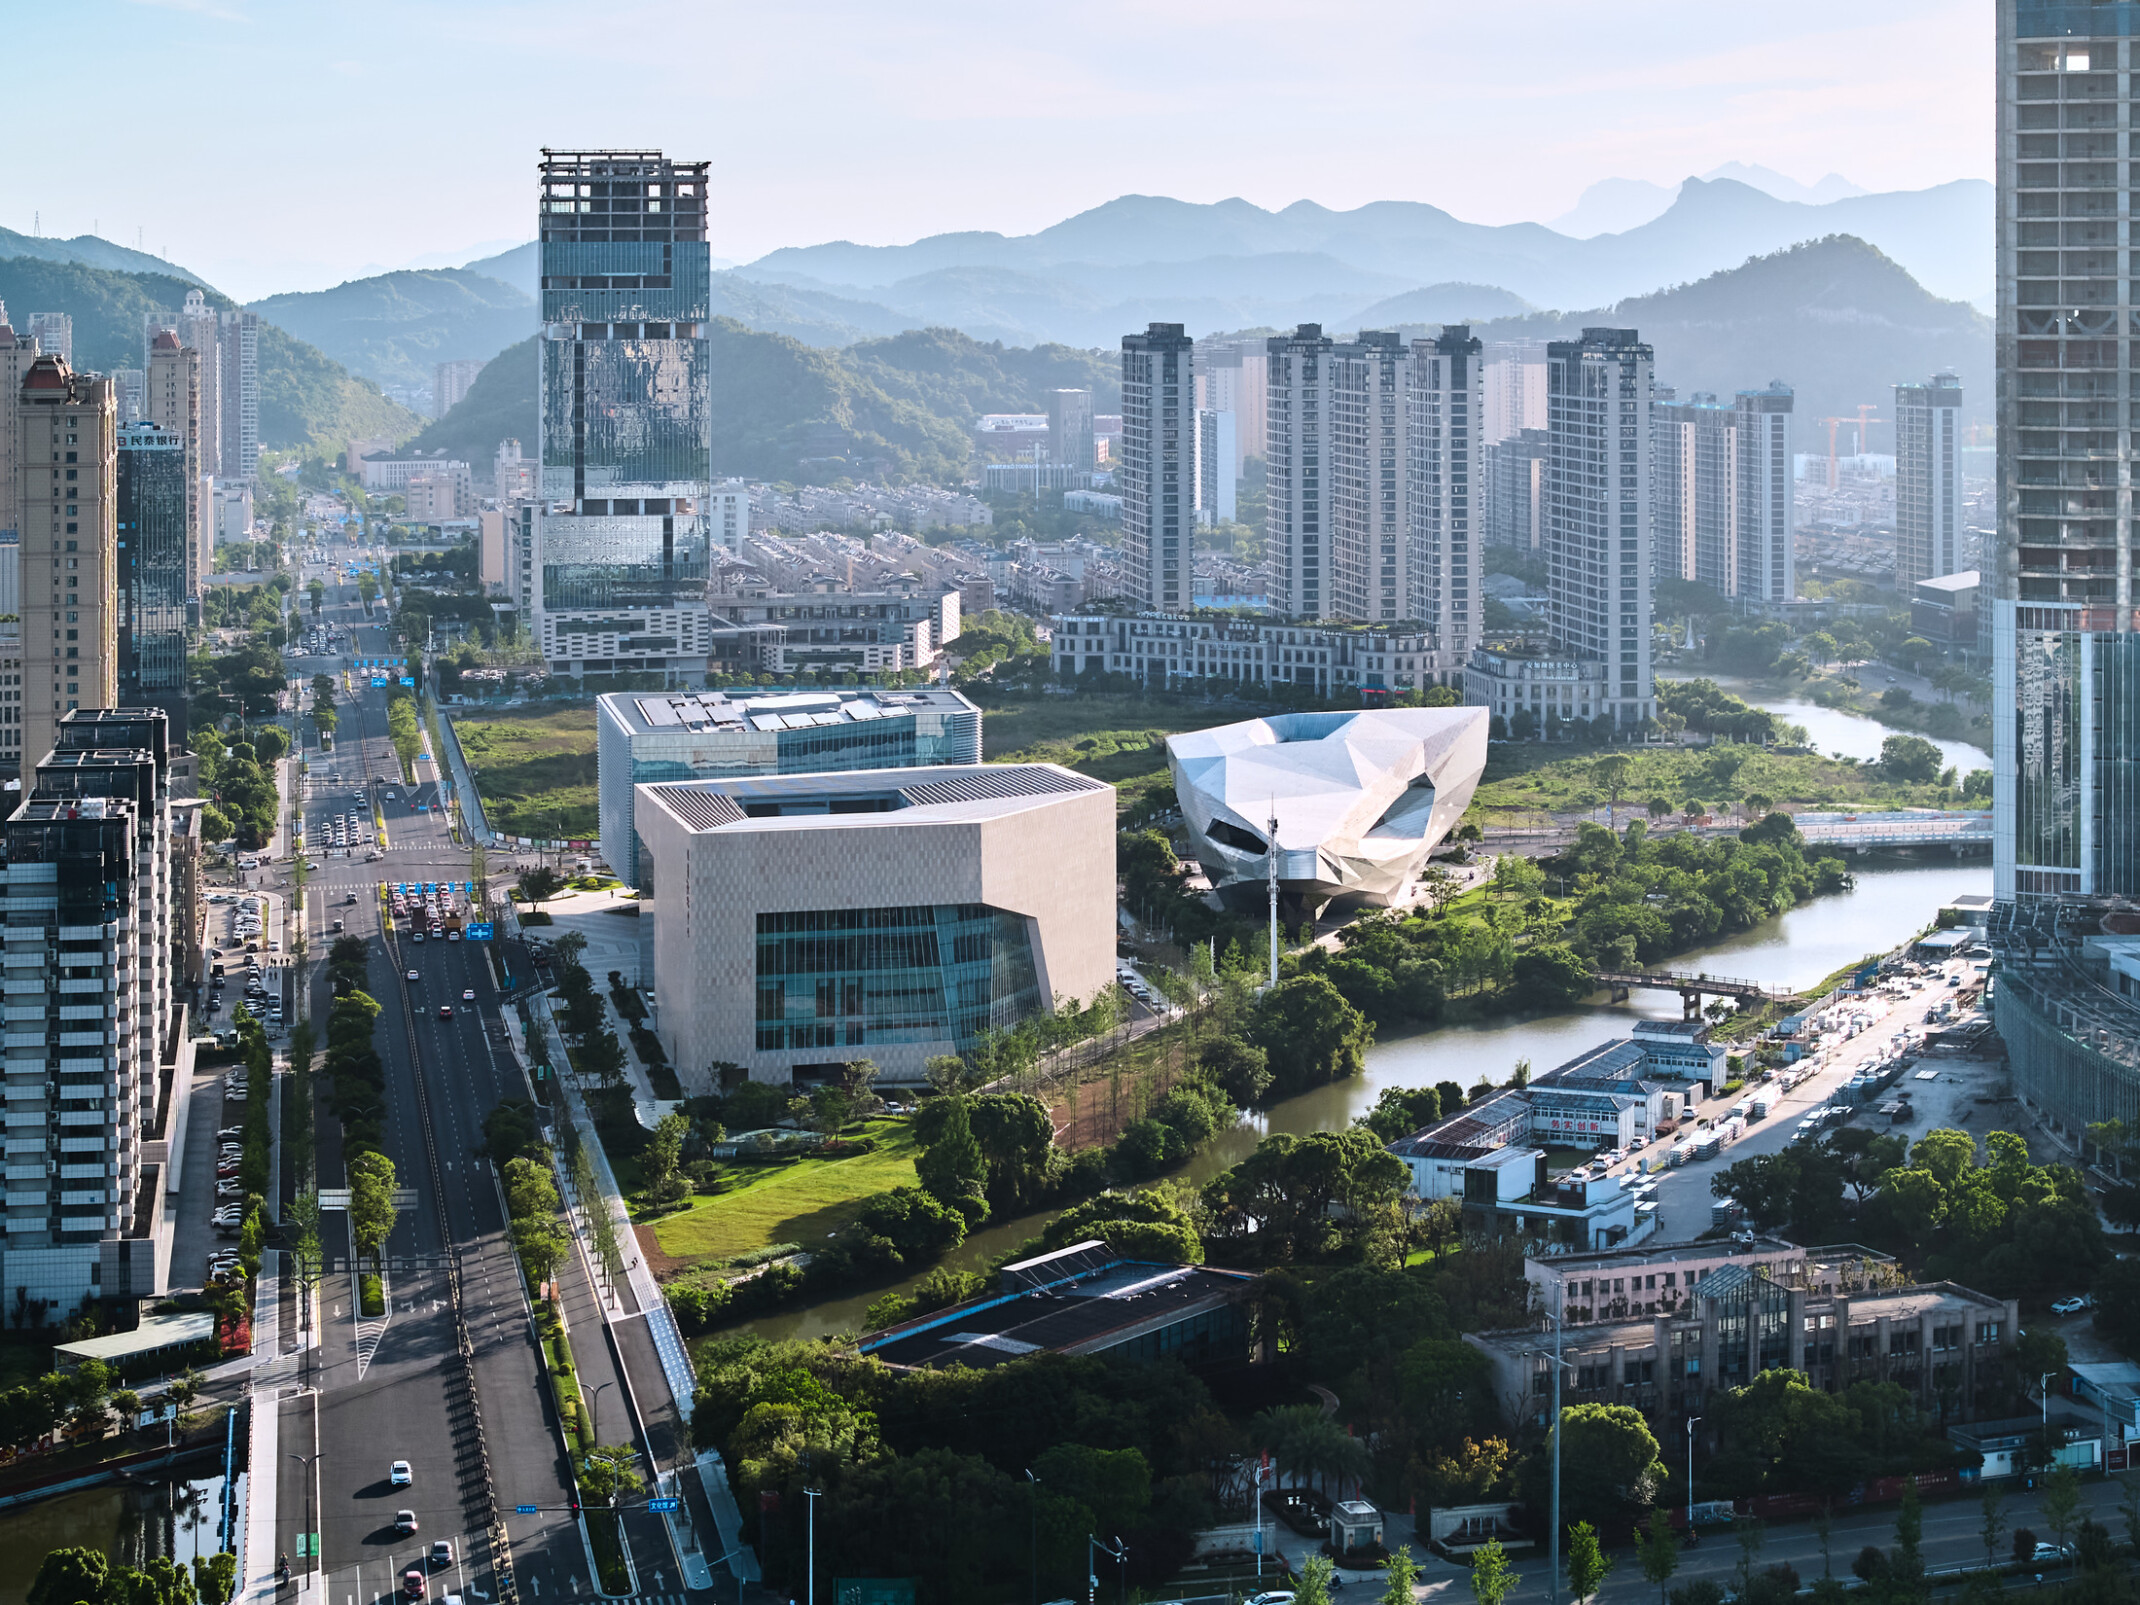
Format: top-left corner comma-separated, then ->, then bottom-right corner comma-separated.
739,177 -> 1992,341
0,226 -> 211,288
1549,163 -> 1869,238
252,268 -> 535,390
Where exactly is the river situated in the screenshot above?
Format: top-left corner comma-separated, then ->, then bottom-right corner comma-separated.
1699,675 -> 1990,775
0,1466 -> 241,1605
744,856 -> 1987,1342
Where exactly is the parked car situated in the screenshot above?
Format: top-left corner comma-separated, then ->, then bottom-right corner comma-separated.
402,1570 -> 425,1600
428,1541 -> 453,1568
396,1509 -> 419,1535
2053,1295 -> 2092,1316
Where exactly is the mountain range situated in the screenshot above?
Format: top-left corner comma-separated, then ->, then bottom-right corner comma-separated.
1547,162 -> 1870,239
404,234 -> 1983,488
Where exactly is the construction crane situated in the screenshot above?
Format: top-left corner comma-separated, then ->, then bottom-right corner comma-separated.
1817,406 -> 1884,491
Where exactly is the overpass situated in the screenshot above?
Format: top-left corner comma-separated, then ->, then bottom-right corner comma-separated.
1592,968 -> 1802,1017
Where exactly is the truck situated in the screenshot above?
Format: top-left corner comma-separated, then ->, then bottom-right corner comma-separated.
1748,1094 -> 1772,1121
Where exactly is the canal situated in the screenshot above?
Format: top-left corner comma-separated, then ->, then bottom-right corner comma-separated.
0,1463 -> 243,1605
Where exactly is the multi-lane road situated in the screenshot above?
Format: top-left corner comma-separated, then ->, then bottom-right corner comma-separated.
269,553 -> 688,1605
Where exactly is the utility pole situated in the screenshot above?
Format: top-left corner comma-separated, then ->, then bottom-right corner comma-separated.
1550,1284 -> 1565,1605
806,1486 -> 820,1605
1026,1469 -> 1040,1605
1686,1415 -> 1701,1536
1266,799 -> 1279,988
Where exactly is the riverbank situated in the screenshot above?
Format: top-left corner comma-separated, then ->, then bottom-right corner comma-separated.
716,850 -> 1985,1343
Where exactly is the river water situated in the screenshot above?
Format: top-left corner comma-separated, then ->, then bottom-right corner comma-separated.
1701,676 -> 1991,774
0,1466 -> 241,1605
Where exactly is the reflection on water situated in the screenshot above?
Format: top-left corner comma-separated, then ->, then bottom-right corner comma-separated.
1699,676 -> 1990,774
740,856 -> 1987,1342
0,1468 -> 239,1605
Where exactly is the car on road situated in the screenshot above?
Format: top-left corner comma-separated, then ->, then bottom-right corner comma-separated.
389,1460 -> 413,1487
437,1004 -> 453,1020
1246,1594 -> 1296,1605
2053,1295 -> 2092,1315
2034,1542 -> 2074,1562
428,1541 -> 454,1569
462,989 -> 475,1002
396,1509 -> 419,1534
406,970 -> 419,983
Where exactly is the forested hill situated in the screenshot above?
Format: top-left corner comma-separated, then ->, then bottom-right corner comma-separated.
0,255 -> 421,452
406,323 -> 1118,484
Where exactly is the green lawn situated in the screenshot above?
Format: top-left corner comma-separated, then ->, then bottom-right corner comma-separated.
452,705 -> 599,837
977,690 -> 1300,818
650,1120 -> 920,1267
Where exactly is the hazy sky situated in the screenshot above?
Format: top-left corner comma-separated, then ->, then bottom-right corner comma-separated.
6,0 -> 1991,300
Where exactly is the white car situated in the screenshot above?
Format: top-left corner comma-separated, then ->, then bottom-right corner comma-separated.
406,969 -> 420,983
389,1460 -> 413,1487
462,989 -> 475,1002
2052,1295 -> 2092,1316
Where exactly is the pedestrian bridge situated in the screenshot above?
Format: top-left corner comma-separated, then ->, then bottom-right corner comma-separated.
1789,811 -> 1990,851
1592,968 -> 1802,1016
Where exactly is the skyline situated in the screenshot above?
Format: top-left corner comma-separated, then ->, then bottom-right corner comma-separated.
4,0 -> 1992,300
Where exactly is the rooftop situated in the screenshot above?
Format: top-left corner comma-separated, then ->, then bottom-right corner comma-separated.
602,686 -> 976,738
55,1310 -> 215,1367
639,762 -> 1108,836
859,1242 -> 1255,1369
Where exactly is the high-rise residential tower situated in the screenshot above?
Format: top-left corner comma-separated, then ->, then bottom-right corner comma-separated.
176,292 -> 220,486
1545,329 -> 1654,726
1328,332 -> 1409,624
216,308 -> 258,483
1194,336 -> 1266,479
1046,388 -> 1094,471
1265,324 -> 1334,619
145,331 -> 204,598
116,423 -> 189,730
16,357 -> 117,766
26,315 -> 71,366
1119,322 -> 1195,613
1483,341 -> 1549,444
533,149 -> 714,683
1896,372 -> 1963,591
1195,409 -> 1238,524
1734,381 -> 1795,604
0,309 -> 41,547
1407,325 -> 1484,675
434,357 -> 488,418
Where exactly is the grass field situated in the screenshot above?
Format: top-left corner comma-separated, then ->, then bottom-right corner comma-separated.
649,1119 -> 919,1267
452,705 -> 599,838
978,690 -> 1296,818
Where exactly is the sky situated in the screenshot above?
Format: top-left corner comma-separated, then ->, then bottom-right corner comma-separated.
5,0 -> 1992,301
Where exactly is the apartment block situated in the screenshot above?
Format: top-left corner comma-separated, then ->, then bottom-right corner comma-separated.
1407,325 -> 1483,669
1120,323 -> 1195,613
216,309 -> 258,483
1265,324 -> 1333,619
1896,372 -> 1963,591
17,358 -> 117,768
116,424 -> 189,732
1047,388 -> 1095,470
1050,611 -> 1445,698
144,332 -> 204,598
434,357 -> 488,418
1329,331 -> 1409,624
25,314 -> 71,366
0,310 -> 42,546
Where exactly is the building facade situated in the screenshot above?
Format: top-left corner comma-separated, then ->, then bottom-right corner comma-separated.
1266,324 -> 1333,619
434,358 -> 488,417
1651,389 -> 1732,590
175,293 -> 220,491
1485,428 -> 1549,552
216,309 -> 258,483
2,708 -> 182,1312
1328,331 -> 1409,624
1194,336 -> 1266,480
1735,381 -> 1796,604
1195,409 -> 1237,524
534,149 -> 715,684
17,358 -> 117,768
1120,323 -> 1195,613
0,313 -> 41,549
1050,610 -> 1449,697
1408,326 -> 1484,664
115,424 -> 189,730
594,685 -> 981,884
144,332 -> 204,600
1897,372 -> 1963,592
25,315 -> 70,366
635,763 -> 1116,1085
705,586 -> 959,678
1047,388 -> 1094,470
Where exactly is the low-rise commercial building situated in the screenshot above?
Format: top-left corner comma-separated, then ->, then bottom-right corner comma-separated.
1050,611 -> 1459,697
636,762 -> 1115,1086
708,587 -> 961,678
594,686 -> 981,884
1911,569 -> 1979,657
1467,1245 -> 2016,1431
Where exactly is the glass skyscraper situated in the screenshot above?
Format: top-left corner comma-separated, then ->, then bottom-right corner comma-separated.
1992,3 -> 2140,1141
116,423 -> 188,726
534,149 -> 714,684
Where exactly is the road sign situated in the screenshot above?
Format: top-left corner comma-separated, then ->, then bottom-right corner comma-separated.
516,1504 -> 539,1515
399,677 -> 415,687
370,678 -> 386,688
465,923 -> 494,941
317,1189 -> 352,1209
647,1498 -> 679,1513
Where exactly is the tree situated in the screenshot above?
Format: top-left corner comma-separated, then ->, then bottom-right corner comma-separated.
1295,1555 -> 1336,1605
29,1550 -> 111,1605
1554,1403 -> 1665,1532
640,1112 -> 689,1206
1567,1520 -> 1612,1605
1469,1537 -> 1519,1605
1382,1545 -> 1421,1605
577,1443 -> 644,1505
554,929 -> 589,970
1879,734 -> 1944,785
1594,754 -> 1633,830
191,1554 -> 235,1605
512,1217 -> 567,1287
348,1150 -> 398,1269
1637,1508 -> 1681,1604
518,865 -> 563,908
1249,973 -> 1373,1095
913,1096 -> 987,1221
2042,1463 -> 2083,1567
1979,1483 -> 2007,1571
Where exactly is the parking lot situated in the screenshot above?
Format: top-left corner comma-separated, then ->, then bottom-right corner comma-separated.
165,1060 -> 260,1293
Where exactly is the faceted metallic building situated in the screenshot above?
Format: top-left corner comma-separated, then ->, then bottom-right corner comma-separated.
1991,5 -> 2140,1143
1167,706 -> 1488,916
534,149 -> 714,683
116,422 -> 189,731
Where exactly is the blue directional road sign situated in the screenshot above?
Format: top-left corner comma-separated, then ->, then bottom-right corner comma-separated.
399,677 -> 415,687
370,678 -> 386,688
465,923 -> 495,941
648,1499 -> 679,1513
515,1504 -> 538,1516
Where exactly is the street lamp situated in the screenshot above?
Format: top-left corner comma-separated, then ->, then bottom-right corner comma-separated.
1685,1416 -> 1701,1538
1026,1469 -> 1040,1605
286,1451 -> 321,1577
588,1380 -> 615,1446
